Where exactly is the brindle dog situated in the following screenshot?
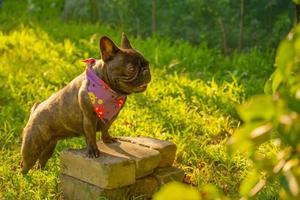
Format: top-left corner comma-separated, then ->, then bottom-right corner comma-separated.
21,33 -> 151,173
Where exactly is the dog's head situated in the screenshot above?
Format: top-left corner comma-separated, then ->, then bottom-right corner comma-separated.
99,33 -> 151,94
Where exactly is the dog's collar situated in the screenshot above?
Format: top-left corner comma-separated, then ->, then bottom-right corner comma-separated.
85,59 -> 126,123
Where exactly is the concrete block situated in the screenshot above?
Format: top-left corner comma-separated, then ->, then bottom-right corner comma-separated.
60,167 -> 184,200
60,149 -> 135,189
154,167 -> 185,185
60,174 -> 130,200
97,141 -> 161,178
131,175 -> 158,199
118,136 -> 177,167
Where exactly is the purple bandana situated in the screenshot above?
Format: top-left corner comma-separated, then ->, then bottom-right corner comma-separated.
84,58 -> 126,123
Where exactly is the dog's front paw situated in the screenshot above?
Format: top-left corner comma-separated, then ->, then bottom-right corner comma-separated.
102,135 -> 118,143
87,146 -> 100,158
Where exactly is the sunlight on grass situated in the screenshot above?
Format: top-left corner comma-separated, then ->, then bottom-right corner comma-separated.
0,26 -> 277,199
0,0 -> 280,192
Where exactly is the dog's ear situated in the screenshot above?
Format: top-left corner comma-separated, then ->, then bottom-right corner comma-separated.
121,32 -> 132,49
100,36 -> 119,61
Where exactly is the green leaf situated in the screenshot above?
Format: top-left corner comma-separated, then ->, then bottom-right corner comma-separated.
293,37 -> 300,55
250,123 -> 272,141
272,70 -> 283,94
153,182 -> 201,200
200,184 -> 222,199
283,159 -> 299,172
264,74 -> 273,95
284,171 -> 300,196
237,95 -> 275,123
280,175 -> 290,193
227,122 -> 264,155
293,0 -> 300,5
275,39 -> 294,77
228,121 -> 274,157
240,170 -> 260,197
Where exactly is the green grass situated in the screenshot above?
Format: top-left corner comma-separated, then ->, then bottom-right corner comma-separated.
0,0 -> 279,199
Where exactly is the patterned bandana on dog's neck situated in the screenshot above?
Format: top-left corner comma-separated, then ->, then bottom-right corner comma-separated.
83,58 -> 126,123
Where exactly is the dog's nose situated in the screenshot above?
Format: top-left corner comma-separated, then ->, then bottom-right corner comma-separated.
143,69 -> 151,84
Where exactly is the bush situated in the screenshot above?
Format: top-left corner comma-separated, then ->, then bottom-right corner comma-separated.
228,24 -> 300,199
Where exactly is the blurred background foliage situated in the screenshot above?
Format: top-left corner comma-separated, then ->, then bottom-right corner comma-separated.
60,0 -> 294,53
15,0 -> 295,53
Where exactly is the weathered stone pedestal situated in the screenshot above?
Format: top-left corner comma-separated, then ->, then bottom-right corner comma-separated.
60,137 -> 184,200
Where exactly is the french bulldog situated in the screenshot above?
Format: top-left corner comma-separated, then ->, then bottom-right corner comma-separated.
21,33 -> 151,173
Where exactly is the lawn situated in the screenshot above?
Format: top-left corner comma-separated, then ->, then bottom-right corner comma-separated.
0,0 -> 279,199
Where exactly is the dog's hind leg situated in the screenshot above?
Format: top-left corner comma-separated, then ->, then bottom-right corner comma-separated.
20,127 -> 51,174
38,140 -> 57,169
21,145 -> 40,174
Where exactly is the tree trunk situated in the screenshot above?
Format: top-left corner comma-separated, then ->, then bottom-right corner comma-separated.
152,0 -> 156,36
218,18 -> 228,55
238,0 -> 244,52
89,0 -> 99,23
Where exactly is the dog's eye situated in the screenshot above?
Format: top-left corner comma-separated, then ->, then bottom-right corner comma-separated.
127,66 -> 136,73
139,59 -> 149,68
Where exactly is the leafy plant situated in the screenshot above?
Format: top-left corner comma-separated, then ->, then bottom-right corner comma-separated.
228,24 -> 300,199
153,182 -> 201,200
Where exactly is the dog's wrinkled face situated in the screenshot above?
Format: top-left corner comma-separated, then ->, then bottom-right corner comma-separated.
99,33 -> 151,94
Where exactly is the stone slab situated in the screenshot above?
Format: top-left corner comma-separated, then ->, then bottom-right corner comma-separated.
118,136 -> 177,167
60,174 -> 157,200
131,175 -> 158,199
60,149 -> 135,189
60,174 -> 130,200
154,167 -> 185,185
60,166 -> 184,200
97,141 -> 161,178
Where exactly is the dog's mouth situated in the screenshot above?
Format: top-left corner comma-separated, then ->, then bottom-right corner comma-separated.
135,83 -> 148,92
126,82 -> 148,92
114,68 -> 151,94
138,83 -> 148,89
116,79 -> 148,93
